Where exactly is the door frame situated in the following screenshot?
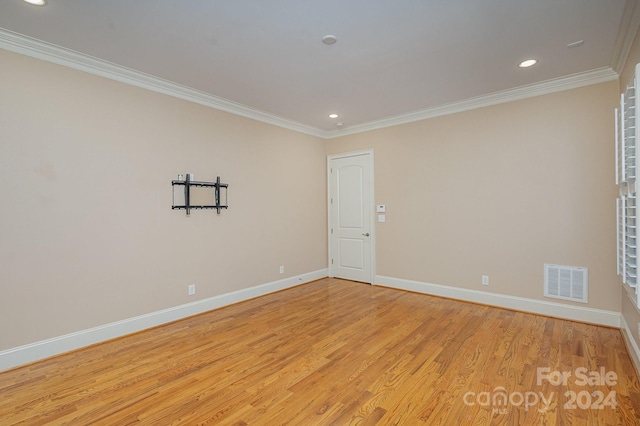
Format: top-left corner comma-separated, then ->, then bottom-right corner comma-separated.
327,149 -> 376,285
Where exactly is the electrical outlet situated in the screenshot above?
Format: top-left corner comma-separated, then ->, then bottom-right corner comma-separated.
482,275 -> 489,286
188,284 -> 196,296
279,265 -> 285,274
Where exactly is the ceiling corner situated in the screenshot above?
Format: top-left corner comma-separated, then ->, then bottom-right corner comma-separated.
611,0 -> 640,73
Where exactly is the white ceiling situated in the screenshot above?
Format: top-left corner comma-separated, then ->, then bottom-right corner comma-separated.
0,0 -> 633,136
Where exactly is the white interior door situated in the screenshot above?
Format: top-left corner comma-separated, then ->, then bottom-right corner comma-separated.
328,151 -> 374,283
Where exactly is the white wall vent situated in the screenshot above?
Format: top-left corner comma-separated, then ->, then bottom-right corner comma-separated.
544,264 -> 588,303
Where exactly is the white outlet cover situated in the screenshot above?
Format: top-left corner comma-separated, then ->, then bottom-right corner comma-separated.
378,214 -> 386,222
482,276 -> 489,285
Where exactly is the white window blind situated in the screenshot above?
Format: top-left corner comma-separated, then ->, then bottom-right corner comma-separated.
616,63 -> 640,308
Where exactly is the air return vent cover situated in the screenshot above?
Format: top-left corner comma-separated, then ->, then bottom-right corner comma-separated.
544,264 -> 588,303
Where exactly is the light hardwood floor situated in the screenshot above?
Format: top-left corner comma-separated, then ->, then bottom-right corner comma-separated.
1,278 -> 639,425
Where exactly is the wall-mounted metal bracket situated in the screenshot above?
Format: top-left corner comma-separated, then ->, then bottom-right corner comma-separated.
171,174 -> 228,215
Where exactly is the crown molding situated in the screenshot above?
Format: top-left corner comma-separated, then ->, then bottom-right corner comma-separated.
327,67 -> 619,138
0,28 -> 619,141
0,29 -> 326,138
611,0 -> 640,74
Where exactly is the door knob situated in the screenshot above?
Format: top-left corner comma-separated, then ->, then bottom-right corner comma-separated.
362,232 -> 370,236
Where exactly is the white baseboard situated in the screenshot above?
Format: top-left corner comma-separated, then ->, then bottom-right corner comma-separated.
620,315 -> 640,377
0,269 -> 327,372
376,275 -> 621,328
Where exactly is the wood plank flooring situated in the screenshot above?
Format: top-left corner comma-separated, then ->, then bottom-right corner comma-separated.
1,278 -> 639,425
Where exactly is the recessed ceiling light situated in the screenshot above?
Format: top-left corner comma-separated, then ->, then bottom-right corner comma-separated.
322,35 -> 337,45
518,59 -> 538,68
328,113 -> 339,119
22,0 -> 46,5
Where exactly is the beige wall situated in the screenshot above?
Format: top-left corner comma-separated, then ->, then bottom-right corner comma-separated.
0,49 -> 327,351
327,81 -> 620,312
622,294 -> 640,347
0,43 -> 628,356
619,28 -> 640,358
